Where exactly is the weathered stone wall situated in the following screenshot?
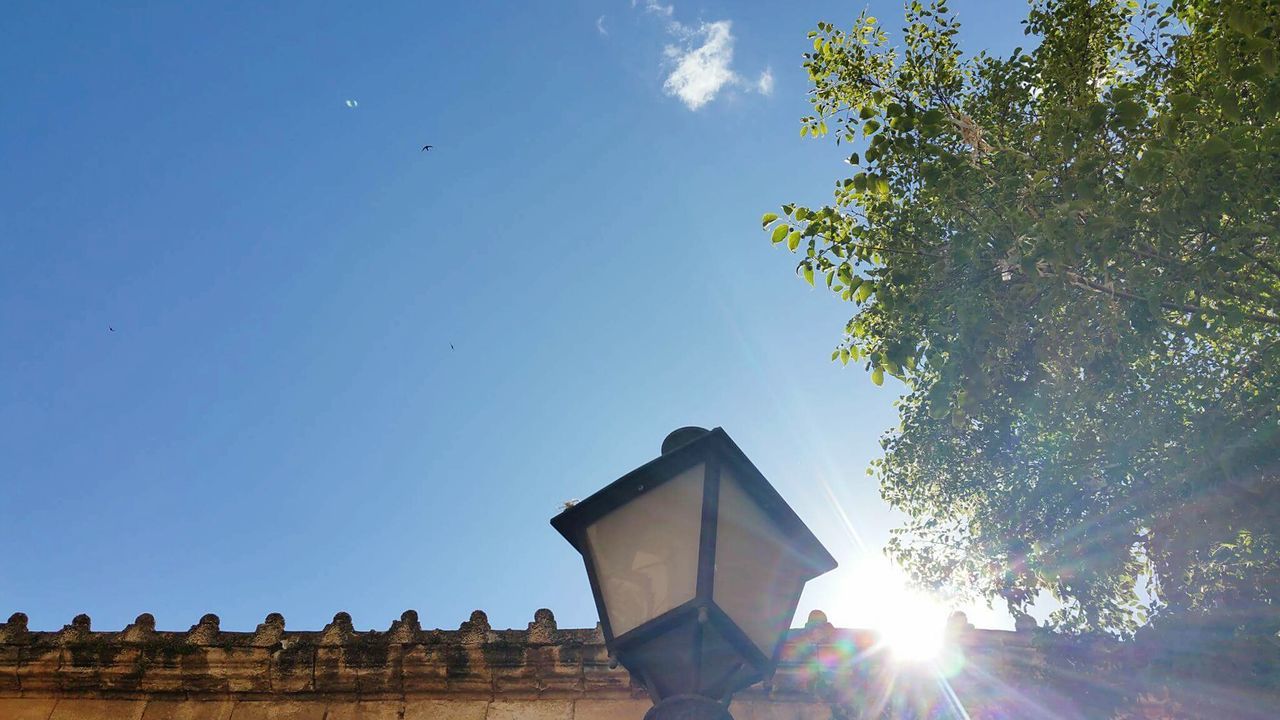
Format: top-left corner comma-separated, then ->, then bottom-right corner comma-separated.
1,609 -> 1273,720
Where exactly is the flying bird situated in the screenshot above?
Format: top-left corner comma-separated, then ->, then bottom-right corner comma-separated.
450,343 -> 454,350
108,327 -> 115,332
422,145 -> 433,152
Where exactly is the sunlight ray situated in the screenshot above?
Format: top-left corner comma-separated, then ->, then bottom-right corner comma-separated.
935,673 -> 973,720
821,476 -> 870,555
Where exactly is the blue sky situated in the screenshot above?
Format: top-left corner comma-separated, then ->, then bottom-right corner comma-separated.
1,0 -> 1028,634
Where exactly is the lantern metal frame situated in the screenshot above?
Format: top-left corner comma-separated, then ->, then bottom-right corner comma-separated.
551,427 -> 837,706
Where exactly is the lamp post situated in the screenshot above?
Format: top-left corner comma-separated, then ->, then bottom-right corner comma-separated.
551,427 -> 837,720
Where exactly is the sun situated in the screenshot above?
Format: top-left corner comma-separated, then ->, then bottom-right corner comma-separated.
876,590 -> 948,662
851,556 -> 950,663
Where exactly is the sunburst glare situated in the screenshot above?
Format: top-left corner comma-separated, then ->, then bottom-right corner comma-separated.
851,556 -> 950,662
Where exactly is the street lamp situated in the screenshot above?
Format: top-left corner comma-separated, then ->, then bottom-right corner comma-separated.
552,427 -> 837,720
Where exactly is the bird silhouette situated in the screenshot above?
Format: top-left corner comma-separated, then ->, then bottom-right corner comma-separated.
450,343 -> 454,350
422,145 -> 433,152
108,327 -> 115,332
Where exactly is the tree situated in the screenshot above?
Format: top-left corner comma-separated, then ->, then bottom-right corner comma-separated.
766,0 -> 1280,638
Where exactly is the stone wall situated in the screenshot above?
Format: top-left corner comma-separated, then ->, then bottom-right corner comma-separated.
0,609 -> 1273,719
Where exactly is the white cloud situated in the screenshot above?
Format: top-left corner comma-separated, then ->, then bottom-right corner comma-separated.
756,67 -> 774,96
596,15 -> 608,36
662,21 -> 739,110
639,0 -> 674,17
634,4 -> 771,111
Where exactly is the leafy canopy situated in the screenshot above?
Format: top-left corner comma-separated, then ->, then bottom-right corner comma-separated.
767,0 -> 1280,636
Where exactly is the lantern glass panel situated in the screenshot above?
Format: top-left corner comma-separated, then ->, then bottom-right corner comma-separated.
712,467 -> 807,656
585,462 -> 705,636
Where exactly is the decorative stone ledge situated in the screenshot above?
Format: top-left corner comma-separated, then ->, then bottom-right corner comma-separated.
0,608 -> 1005,699
1,609 -> 1275,719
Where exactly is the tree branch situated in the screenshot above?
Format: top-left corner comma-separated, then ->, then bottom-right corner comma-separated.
1239,246 -> 1280,284
1062,270 -> 1280,327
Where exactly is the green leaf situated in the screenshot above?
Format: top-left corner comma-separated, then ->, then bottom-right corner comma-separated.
802,264 -> 815,286
1261,47 -> 1277,76
1226,6 -> 1253,35
787,231 -> 802,251
1114,99 -> 1144,127
771,224 -> 790,244
871,367 -> 884,386
1087,102 -> 1108,129
761,212 -> 779,227
1202,136 -> 1230,157
1168,93 -> 1198,114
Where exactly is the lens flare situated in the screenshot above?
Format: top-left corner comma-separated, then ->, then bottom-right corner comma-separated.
852,556 -> 950,663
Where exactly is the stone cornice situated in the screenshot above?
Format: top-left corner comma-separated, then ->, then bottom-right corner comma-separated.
4,609 -> 1274,719
0,609 -> 1037,700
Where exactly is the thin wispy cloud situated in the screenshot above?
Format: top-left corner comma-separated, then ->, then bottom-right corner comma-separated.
636,0 -> 675,18
596,15 -> 608,36
756,67 -> 774,96
636,4 -> 771,111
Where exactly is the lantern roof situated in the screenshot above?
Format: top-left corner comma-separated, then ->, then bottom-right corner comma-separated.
551,427 -> 836,581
